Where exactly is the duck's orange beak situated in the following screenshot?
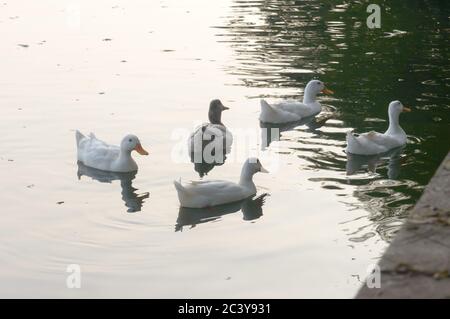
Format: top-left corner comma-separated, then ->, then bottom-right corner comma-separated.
321,87 -> 334,95
402,106 -> 411,112
134,143 -> 149,155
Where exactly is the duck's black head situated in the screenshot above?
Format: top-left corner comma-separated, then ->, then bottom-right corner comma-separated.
208,99 -> 229,124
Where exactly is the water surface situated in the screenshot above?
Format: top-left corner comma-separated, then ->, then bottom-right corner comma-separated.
0,0 -> 448,298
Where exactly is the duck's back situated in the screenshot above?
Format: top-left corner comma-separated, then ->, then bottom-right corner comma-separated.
188,123 -> 233,153
276,100 -> 321,118
346,131 -> 399,155
260,99 -> 301,124
77,135 -> 120,170
175,179 -> 252,208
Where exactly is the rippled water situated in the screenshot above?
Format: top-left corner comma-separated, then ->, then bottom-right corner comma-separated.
0,0 -> 448,298
215,0 -> 449,240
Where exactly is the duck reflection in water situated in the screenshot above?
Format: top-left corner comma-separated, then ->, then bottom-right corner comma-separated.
346,146 -> 404,179
77,162 -> 149,213
260,113 -> 332,148
189,145 -> 229,178
189,133 -> 231,178
175,193 -> 268,232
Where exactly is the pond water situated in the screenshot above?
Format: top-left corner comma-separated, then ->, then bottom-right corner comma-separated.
0,0 -> 448,298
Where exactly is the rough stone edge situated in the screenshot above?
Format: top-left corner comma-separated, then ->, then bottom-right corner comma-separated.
356,151 -> 450,299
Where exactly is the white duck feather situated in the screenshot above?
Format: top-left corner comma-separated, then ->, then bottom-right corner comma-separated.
259,79 -> 333,124
76,131 -> 148,172
174,158 -> 268,208
346,101 -> 410,155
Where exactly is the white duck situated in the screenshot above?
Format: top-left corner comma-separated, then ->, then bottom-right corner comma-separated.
174,158 -> 268,208
259,79 -> 334,124
76,131 -> 148,172
346,101 -> 411,155
188,99 -> 233,154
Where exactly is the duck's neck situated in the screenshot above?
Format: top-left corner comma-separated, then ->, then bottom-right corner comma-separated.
385,111 -> 404,136
239,166 -> 256,192
117,150 -> 137,170
302,88 -> 317,104
208,110 -> 223,125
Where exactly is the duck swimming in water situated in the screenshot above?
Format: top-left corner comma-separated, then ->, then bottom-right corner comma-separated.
76,131 -> 148,173
346,100 -> 411,155
259,79 -> 333,124
174,158 -> 268,208
188,99 -> 233,154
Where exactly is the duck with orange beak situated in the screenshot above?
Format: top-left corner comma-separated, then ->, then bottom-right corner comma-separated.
259,79 -> 334,124
346,100 -> 411,155
76,130 -> 149,172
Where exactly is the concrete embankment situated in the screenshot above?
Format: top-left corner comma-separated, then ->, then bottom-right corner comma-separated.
357,152 -> 450,298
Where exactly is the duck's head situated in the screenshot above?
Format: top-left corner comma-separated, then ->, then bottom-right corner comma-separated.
303,80 -> 333,103
306,79 -> 334,95
208,99 -> 229,124
244,157 -> 269,175
388,100 -> 411,117
121,134 -> 149,155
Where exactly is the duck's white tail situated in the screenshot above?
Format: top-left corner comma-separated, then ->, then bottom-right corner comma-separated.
260,99 -> 273,112
75,130 -> 85,146
345,130 -> 360,153
260,99 -> 301,124
173,179 -> 184,193
259,99 -> 274,122
174,179 -> 192,205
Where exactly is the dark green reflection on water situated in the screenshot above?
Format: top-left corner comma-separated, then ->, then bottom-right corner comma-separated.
216,0 -> 449,241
